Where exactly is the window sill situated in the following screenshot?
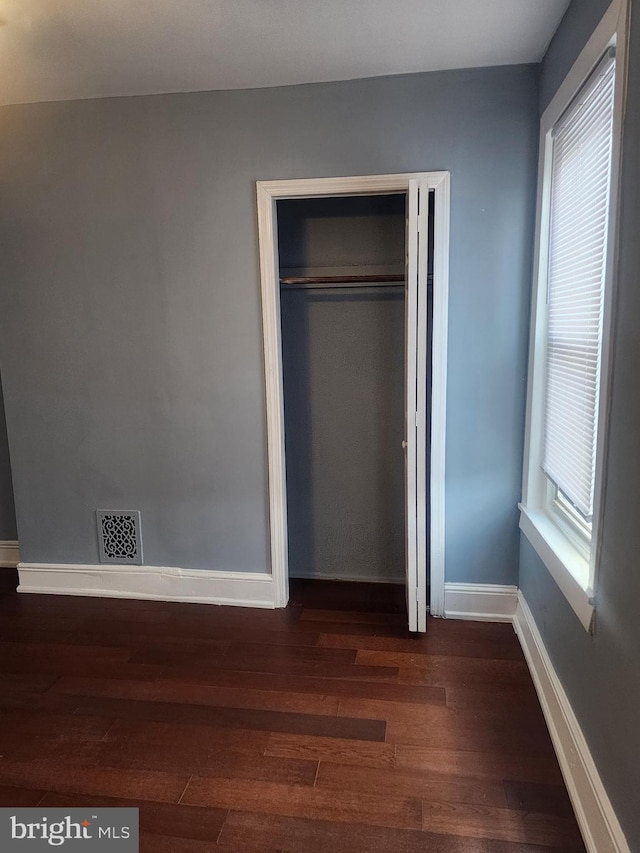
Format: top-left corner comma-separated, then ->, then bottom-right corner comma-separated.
519,505 -> 595,632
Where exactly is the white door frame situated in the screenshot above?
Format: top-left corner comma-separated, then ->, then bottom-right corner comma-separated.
256,172 -> 450,617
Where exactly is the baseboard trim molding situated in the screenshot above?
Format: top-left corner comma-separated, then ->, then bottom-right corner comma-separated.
514,593 -> 629,853
17,563 -> 276,608
443,582 -> 518,621
0,540 -> 20,568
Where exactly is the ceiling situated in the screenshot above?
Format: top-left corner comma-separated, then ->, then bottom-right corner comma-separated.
0,0 -> 570,106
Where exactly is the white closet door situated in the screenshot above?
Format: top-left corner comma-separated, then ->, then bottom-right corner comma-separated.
405,179 -> 429,633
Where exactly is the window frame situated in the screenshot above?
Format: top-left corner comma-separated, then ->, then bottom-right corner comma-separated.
520,0 -> 629,633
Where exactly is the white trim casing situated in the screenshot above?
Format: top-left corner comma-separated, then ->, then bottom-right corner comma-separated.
414,177 -> 431,632
17,563 -> 276,608
0,540 -> 20,568
257,180 -> 289,608
428,174 -> 450,619
519,507 -> 594,631
443,582 -> 518,622
514,593 -> 630,853
520,0 -> 629,630
405,179 -> 420,631
256,172 -> 450,618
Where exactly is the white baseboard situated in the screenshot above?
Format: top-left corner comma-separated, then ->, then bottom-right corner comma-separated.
0,540 -> 20,568
17,562 -> 276,608
514,593 -> 629,853
443,582 -> 518,621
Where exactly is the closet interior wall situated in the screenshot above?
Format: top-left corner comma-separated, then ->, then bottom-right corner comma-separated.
278,194 -> 406,583
0,372 -> 17,542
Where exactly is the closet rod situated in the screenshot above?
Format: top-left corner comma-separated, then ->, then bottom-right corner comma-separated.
280,274 -> 405,288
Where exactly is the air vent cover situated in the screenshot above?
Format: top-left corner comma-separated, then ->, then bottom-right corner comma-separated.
97,510 -> 143,565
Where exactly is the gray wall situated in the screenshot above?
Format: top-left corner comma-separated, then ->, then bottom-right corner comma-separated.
0,374 -> 17,540
279,195 -> 405,582
0,65 -> 538,580
520,0 -> 640,846
277,194 -> 406,272
539,0 -> 613,110
282,288 -> 405,583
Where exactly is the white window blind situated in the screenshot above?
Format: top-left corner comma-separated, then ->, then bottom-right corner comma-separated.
542,50 -> 616,520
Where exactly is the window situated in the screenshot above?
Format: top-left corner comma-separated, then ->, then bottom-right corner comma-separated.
520,1 -> 627,632
543,51 -> 615,543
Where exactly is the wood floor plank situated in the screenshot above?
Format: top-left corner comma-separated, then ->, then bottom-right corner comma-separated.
104,719 -> 271,755
389,716 -> 552,755
0,594 -> 171,618
51,676 -> 341,716
71,695 -> 386,741
445,684 -> 540,713
0,689 -> 88,715
318,633 -> 448,652
299,609 -> 406,626
0,656 -> 165,681
318,622 -> 521,653
318,630 -> 525,661
0,673 -> 60,692
420,619 -> 521,643
0,616 -> 108,638
0,610 -> 301,642
0,760 -> 190,803
0,709 -> 114,740
0,785 -> 47,807
395,746 -> 564,786
181,778 -> 423,831
140,836 -> 283,853
215,843 -> 285,853
41,792 -> 228,842
219,810 -> 558,853
503,780 -> 575,818
57,609 -> 298,637
0,624 -> 320,649
315,762 -> 508,808
95,740 -> 319,786
265,733 -> 396,769
421,801 -> 585,849
226,641 -> 359,663
294,620 -> 410,638
337,698 -> 555,756
161,654 -> 399,683
419,638 -> 525,662
139,836 -> 225,853
0,639 -> 133,663
0,735 -> 105,765
355,650 -> 532,688
160,665 -> 446,705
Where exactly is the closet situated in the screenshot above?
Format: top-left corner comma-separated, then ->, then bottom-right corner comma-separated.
277,192 -> 433,608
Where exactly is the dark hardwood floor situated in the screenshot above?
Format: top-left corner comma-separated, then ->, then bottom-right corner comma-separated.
0,578 -> 585,851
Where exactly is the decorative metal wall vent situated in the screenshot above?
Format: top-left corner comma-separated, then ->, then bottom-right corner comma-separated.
96,510 -> 143,565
